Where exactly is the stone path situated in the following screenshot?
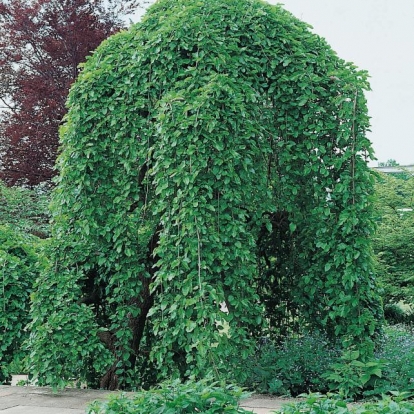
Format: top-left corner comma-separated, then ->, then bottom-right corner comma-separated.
0,385 -> 296,413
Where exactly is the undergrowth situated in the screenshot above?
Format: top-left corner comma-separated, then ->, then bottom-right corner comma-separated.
241,326 -> 414,399
277,393 -> 414,413
87,379 -> 253,414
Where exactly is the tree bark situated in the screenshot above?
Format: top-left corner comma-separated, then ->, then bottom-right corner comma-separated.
98,225 -> 160,390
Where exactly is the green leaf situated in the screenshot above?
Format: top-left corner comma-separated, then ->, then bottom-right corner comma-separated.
298,97 -> 308,106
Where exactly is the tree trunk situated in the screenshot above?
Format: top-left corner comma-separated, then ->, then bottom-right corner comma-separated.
98,226 -> 160,390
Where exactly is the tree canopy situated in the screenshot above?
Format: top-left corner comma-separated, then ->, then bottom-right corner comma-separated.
0,0 -> 142,186
29,0 -> 382,390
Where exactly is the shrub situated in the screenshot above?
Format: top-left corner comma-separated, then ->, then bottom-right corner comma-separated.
277,394 -> 350,413
0,225 -> 45,383
364,325 -> 414,397
87,379 -> 254,413
242,332 -> 340,396
323,349 -> 385,399
242,327 -> 414,400
277,393 -> 414,414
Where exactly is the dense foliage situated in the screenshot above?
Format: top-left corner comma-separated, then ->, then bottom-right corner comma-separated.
28,0 -> 382,390
0,0 -> 143,186
0,181 -> 49,383
87,379 -> 253,414
242,332 -> 341,396
372,171 -> 414,320
369,325 -> 414,397
0,180 -> 50,237
240,326 -> 414,400
0,225 -> 44,383
278,394 -> 414,414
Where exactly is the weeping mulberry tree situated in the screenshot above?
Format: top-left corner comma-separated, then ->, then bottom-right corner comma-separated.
29,0 -> 383,390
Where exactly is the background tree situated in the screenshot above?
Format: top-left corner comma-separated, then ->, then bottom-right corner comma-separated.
378,159 -> 399,167
29,0 -> 382,390
0,0 -> 143,187
372,171 -> 414,317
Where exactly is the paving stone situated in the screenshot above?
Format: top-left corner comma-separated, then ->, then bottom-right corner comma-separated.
0,406 -> 83,414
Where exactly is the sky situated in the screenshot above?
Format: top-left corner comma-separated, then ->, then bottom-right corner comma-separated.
131,0 -> 414,166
